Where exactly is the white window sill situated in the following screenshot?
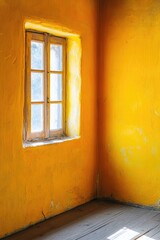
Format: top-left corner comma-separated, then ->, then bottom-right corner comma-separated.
23,136 -> 80,148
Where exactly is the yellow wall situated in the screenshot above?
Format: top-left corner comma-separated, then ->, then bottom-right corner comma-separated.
2,0 -> 160,237
0,0 -> 98,238
99,0 -> 160,207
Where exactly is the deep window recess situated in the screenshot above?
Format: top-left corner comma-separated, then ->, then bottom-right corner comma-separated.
24,31 -> 66,141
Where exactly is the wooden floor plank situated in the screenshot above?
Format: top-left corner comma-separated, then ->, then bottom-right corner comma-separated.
3,200 -> 160,240
79,205 -> 159,240
136,225 -> 160,240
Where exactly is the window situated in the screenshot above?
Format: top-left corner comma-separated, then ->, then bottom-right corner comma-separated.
24,31 -> 66,141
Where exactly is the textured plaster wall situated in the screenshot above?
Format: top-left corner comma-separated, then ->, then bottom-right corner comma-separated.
0,0 -> 98,238
2,0 -> 160,238
98,0 -> 160,207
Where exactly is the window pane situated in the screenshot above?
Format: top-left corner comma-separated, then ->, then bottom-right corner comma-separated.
50,74 -> 62,101
31,104 -> 44,132
50,104 -> 62,130
31,41 -> 44,70
50,44 -> 62,71
31,72 -> 44,102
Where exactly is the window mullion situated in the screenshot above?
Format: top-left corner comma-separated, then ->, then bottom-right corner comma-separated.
44,33 -> 49,138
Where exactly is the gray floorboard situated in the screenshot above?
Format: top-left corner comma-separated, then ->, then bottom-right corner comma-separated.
3,200 -> 160,240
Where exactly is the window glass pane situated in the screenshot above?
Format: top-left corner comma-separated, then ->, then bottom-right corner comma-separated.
50,104 -> 62,130
50,74 -> 62,101
31,41 -> 44,70
50,44 -> 62,71
31,72 -> 44,102
31,104 -> 44,132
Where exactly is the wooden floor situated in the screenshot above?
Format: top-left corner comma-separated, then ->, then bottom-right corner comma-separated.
4,200 -> 160,240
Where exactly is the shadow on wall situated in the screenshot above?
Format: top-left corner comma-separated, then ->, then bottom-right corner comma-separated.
98,0 -> 127,200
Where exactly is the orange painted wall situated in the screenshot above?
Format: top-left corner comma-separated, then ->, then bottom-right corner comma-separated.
0,0 -> 98,238
2,0 -> 160,238
99,0 -> 160,207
